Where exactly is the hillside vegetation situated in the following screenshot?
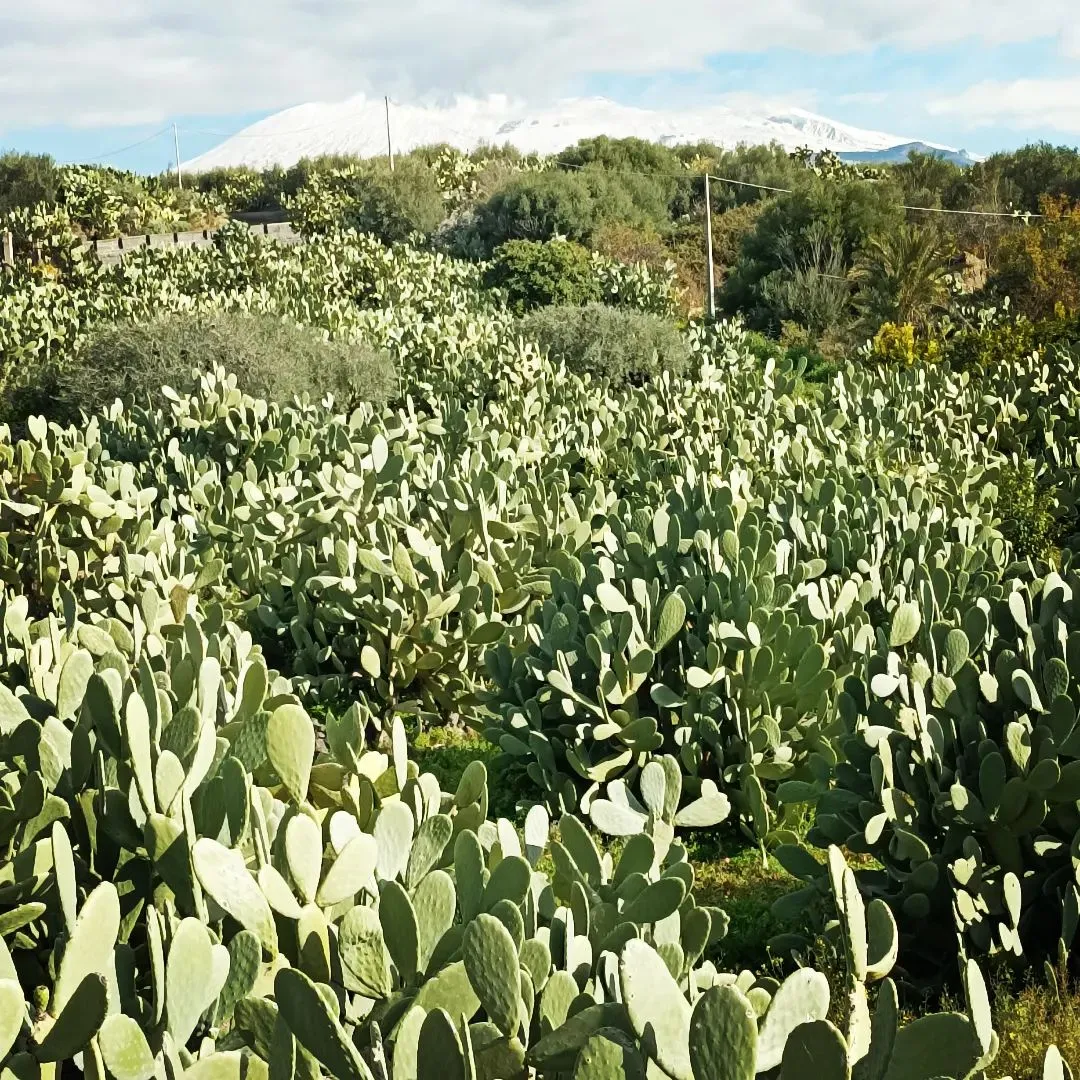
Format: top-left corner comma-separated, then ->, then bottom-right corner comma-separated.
0,134 -> 1079,1079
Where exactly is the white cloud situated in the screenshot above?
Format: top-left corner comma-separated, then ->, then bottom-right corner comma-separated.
1,1 -> 1079,132
929,77 -> 1080,132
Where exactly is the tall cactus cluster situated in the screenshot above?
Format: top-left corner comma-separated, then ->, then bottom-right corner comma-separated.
2,220 -> 1080,1075
0,555 -> 1055,1078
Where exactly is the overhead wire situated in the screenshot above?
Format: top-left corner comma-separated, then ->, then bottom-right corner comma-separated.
556,157 -> 1040,219
59,127 -> 171,166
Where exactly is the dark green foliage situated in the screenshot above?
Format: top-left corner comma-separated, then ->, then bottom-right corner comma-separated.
851,224 -> 953,334
719,177 -> 904,332
680,143 -> 804,211
756,221 -> 852,334
0,152 -> 60,215
342,159 -> 446,244
560,136 -> 693,217
519,303 -> 691,386
464,167 -> 670,257
945,311 -> 1080,371
4,311 -> 396,427
893,151 -> 966,210
484,239 -> 600,314
290,158 -> 446,243
194,167 -> 281,213
975,143 -> 1080,215
995,460 -> 1061,564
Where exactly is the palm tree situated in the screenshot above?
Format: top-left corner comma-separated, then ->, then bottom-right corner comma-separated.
851,224 -> 953,333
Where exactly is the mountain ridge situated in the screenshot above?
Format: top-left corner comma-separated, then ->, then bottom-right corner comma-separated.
183,94 -> 963,173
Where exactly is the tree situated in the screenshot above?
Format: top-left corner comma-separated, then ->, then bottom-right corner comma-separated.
0,152 -> 59,215
851,224 -> 953,333
757,221 -> 852,334
990,195 -> 1080,319
463,166 -> 670,258
976,143 -> 1080,215
894,151 -> 964,209
718,176 -> 903,332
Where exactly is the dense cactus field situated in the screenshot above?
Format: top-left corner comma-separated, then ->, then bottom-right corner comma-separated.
1,224 -> 1079,1078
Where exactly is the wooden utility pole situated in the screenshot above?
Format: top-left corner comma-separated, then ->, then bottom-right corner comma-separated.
385,96 -> 395,172
173,124 -> 183,189
2,230 -> 13,270
704,174 -> 716,320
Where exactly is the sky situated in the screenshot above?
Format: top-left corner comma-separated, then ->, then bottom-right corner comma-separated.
1,1 -> 1079,173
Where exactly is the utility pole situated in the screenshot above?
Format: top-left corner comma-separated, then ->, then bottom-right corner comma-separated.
173,124 -> 183,190
385,97 -> 395,172
704,173 -> 716,320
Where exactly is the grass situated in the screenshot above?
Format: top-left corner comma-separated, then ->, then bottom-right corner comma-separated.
928,963 -> 1080,1080
685,836 -> 806,971
412,724 -> 531,824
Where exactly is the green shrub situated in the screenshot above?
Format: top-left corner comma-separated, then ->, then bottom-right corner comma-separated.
483,238 -> 600,314
996,459 -> 1061,564
344,158 -> 446,243
0,151 -> 59,215
464,166 -> 670,257
5,311 -> 397,426
289,158 -> 446,243
719,176 -> 904,332
518,302 -> 690,385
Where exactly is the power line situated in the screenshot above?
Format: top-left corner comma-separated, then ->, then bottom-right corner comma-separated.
59,127 -> 171,166
555,157 -> 1042,219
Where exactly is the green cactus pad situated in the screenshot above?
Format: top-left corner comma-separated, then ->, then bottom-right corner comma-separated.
274,967 -> 374,1080
619,938 -> 692,1080
284,813 -> 323,904
316,833 -> 377,907
34,973 -> 108,1062
780,1020 -> 850,1080
52,881 -> 120,1015
527,1003 -> 634,1073
689,985 -> 757,1080
214,930 -> 262,1024
405,814 -> 453,890
480,855 -> 531,911
853,978 -> 898,1080
338,905 -> 393,998
374,802 -> 415,882
167,918 -> 216,1046
98,1014 -> 157,1080
51,822 -> 77,934
573,1028 -> 647,1080
413,869 -> 456,972
266,704 -> 315,805
463,913 -> 523,1039
454,831 -> 486,923
379,880 -> 420,984
417,1008 -> 468,1080
756,968 -> 831,1073
412,960 -> 482,1025
392,1006 -> 426,1080
181,1051 -> 270,1080
883,1013 -> 979,1080
0,979 -> 26,1062
192,838 -> 277,955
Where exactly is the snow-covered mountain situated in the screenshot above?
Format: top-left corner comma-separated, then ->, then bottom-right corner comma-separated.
183,95 -> 959,173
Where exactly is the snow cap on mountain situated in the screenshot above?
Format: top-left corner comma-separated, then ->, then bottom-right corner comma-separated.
183,94 -> 958,172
